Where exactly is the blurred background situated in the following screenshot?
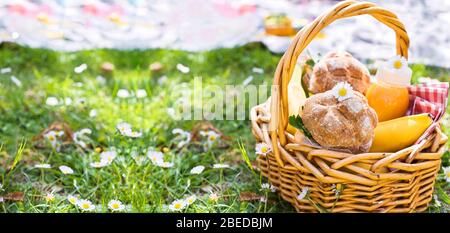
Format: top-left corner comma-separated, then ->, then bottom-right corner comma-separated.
1,0 -> 450,67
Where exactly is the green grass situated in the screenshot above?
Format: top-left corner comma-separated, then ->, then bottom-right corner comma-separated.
0,42 -> 449,213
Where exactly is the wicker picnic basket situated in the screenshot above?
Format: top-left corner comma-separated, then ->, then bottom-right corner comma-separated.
251,0 -> 448,213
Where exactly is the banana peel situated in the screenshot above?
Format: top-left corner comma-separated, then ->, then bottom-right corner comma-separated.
369,113 -> 433,152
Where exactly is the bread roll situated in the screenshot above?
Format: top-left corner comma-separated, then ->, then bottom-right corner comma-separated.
301,90 -> 377,153
309,51 -> 370,94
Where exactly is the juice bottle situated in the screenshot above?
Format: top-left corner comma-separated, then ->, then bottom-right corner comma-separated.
366,56 -> 411,122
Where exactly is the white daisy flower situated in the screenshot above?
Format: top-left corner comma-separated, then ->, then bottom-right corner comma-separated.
206,133 -> 220,146
116,122 -> 132,136
166,107 -> 176,116
75,98 -> 86,105
100,151 -> 117,164
57,131 -> 64,136
388,55 -> 408,71
434,195 -> 442,207
443,166 -> 450,183
78,128 -> 92,135
89,109 -> 97,118
208,193 -> 219,202
90,161 -> 109,168
73,128 -> 92,149
190,165 -> 205,174
261,183 -> 276,192
44,130 -> 64,140
176,63 -> 190,74
10,76 -> 22,87
133,155 -> 147,165
108,200 -> 125,212
147,150 -> 164,164
136,89 -> 147,98
45,96 -> 59,106
77,199 -> 95,212
45,193 -> 55,202
185,195 -> 197,205
34,163 -> 51,169
158,75 -> 168,85
128,131 -> 143,138
64,97 -> 72,105
169,199 -> 188,212
242,75 -> 253,86
213,163 -> 230,169
331,184 -> 337,194
255,143 -> 271,156
252,67 -> 264,74
147,149 -> 173,168
116,122 -> 141,138
117,89 -> 130,98
96,75 -> 106,84
270,186 -> 277,192
200,130 -> 221,149
131,151 -> 147,165
260,197 -> 268,203
1,67 -> 12,74
297,187 -> 309,200
172,128 -> 191,148
155,161 -> 174,168
67,195 -> 78,205
44,130 -> 64,151
74,63 -> 87,74
331,82 -> 354,102
59,165 -> 74,175
331,184 -> 344,196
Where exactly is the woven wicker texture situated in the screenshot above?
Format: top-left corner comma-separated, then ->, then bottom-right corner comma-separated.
251,0 -> 448,212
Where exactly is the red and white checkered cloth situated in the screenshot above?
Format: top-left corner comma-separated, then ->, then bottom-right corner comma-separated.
407,80 -> 449,144
407,81 -> 449,122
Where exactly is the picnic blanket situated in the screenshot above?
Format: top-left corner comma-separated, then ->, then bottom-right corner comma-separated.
1,0 -> 450,68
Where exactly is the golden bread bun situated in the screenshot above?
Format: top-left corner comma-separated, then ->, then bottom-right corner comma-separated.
302,91 -> 378,153
309,51 -> 370,94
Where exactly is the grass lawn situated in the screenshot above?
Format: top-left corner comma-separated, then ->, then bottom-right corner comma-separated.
0,42 -> 449,213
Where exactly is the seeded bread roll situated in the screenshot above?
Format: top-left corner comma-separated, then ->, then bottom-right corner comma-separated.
301,91 -> 377,153
309,51 -> 371,94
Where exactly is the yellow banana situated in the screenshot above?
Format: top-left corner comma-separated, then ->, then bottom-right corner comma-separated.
288,64 -> 307,117
369,113 -> 433,152
286,64 -> 307,135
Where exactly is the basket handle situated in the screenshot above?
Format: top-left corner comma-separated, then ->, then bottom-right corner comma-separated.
270,0 -> 409,167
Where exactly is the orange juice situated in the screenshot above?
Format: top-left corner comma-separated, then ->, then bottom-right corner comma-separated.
366,56 -> 412,122
366,81 -> 409,122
